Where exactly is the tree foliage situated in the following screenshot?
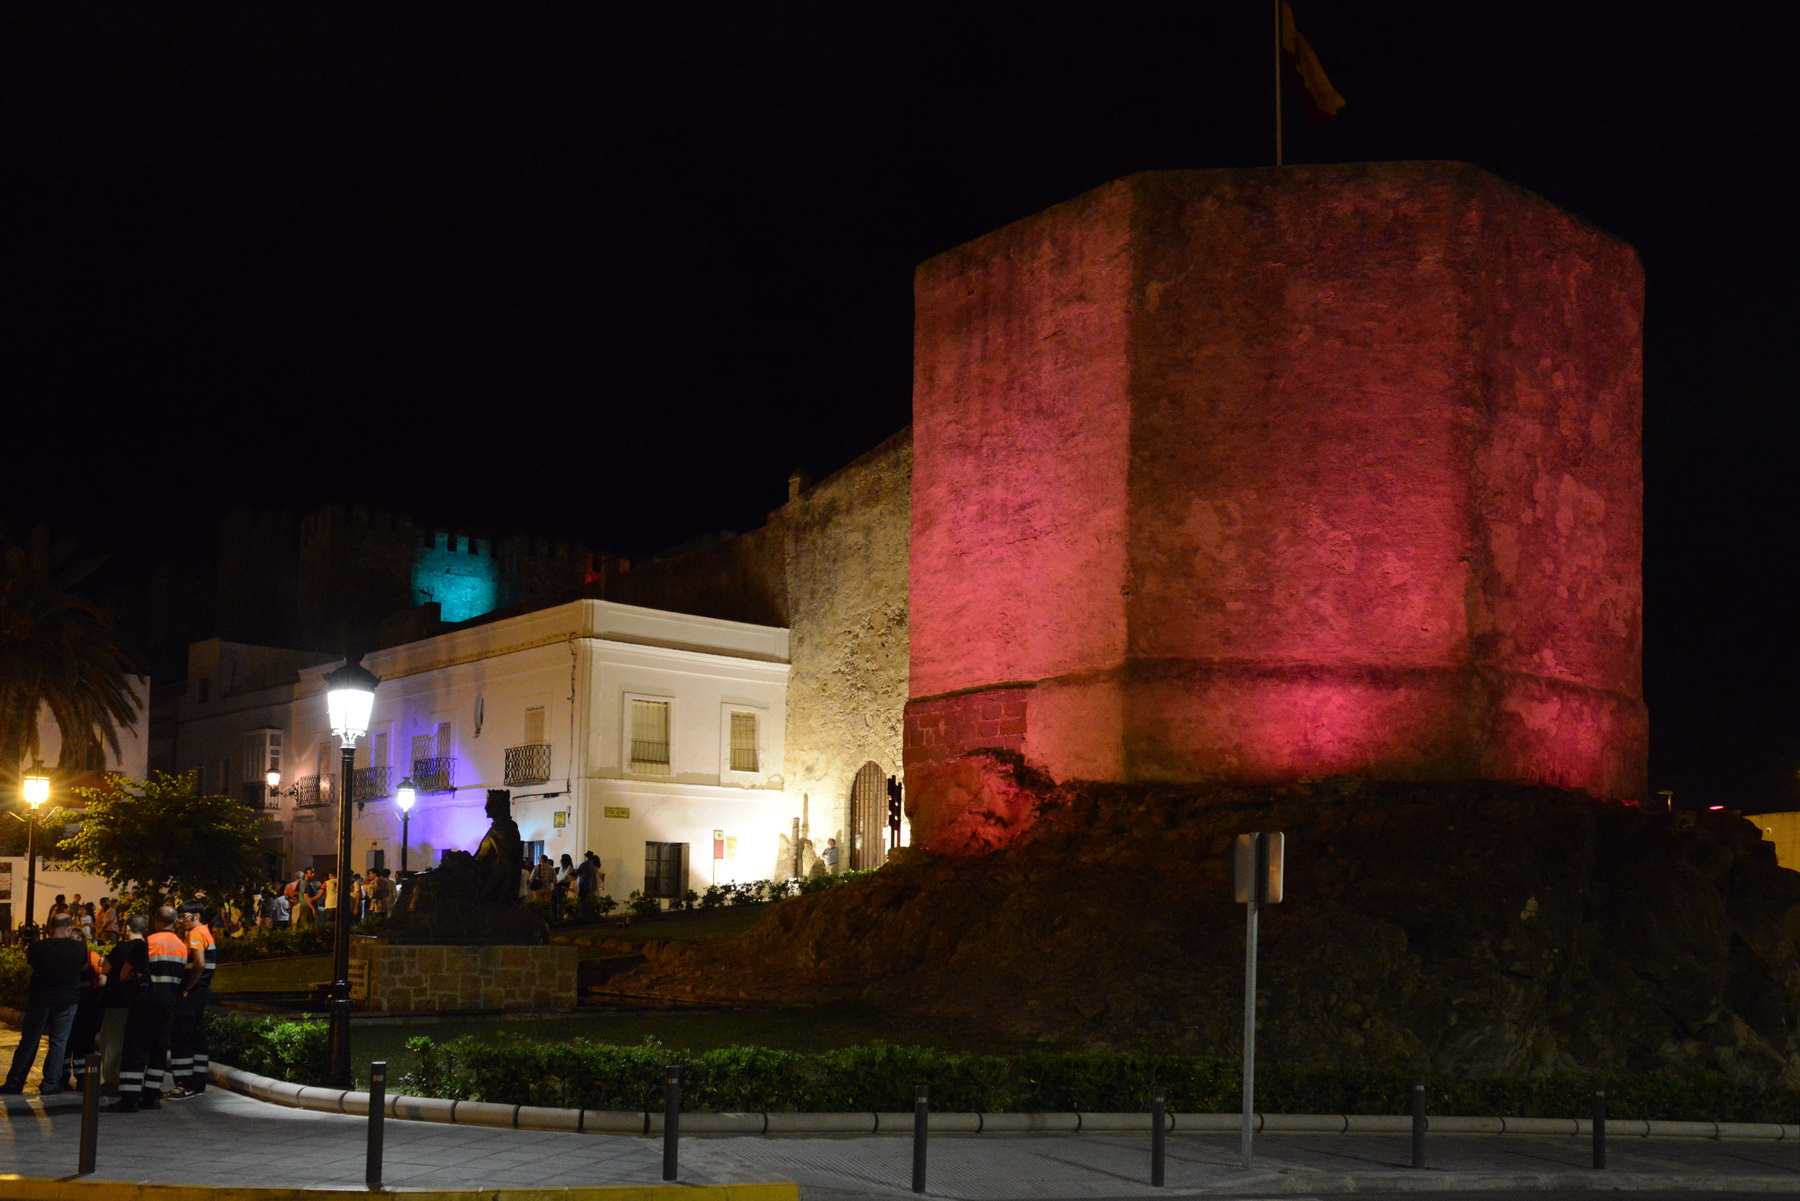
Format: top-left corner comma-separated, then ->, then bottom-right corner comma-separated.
59,771 -> 265,906
0,526 -> 141,776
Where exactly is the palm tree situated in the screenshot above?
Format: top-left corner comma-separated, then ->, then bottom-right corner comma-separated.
0,527 -> 142,780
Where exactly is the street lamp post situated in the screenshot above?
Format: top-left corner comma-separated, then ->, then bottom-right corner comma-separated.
323,656 -> 379,1090
20,762 -> 49,936
395,777 -> 417,877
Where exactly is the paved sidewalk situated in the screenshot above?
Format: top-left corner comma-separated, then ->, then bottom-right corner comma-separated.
3,1084 -> 1800,1197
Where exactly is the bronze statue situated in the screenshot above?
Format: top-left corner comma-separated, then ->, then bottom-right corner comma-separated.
384,789 -> 547,945
473,788 -> 525,906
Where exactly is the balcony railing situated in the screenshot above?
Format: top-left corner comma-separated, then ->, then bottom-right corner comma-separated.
241,782 -> 276,812
412,756 -> 455,793
504,743 -> 552,786
352,765 -> 392,803
295,775 -> 327,807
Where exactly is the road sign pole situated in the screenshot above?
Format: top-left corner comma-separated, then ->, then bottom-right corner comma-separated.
1241,886 -> 1259,1169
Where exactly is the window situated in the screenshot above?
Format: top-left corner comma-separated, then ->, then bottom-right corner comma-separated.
524,705 -> 546,746
317,740 -> 335,801
644,841 -> 688,899
371,730 -> 389,768
629,699 -> 671,773
729,712 -> 758,773
242,730 -> 283,783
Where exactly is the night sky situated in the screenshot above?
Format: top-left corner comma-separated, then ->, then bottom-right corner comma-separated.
5,4 -> 1797,810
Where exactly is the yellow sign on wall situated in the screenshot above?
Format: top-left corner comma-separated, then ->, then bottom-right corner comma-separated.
604,806 -> 630,819
553,811 -> 568,828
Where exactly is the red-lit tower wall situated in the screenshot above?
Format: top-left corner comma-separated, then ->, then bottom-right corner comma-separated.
905,163 -> 1644,821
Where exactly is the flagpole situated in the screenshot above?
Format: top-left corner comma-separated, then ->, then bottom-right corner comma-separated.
1273,0 -> 1283,166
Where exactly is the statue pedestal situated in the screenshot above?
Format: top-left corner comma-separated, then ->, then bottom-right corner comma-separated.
349,938 -> 579,1013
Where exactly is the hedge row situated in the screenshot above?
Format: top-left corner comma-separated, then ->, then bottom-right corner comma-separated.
181,1014 -> 1800,1124
396,1034 -> 1800,1121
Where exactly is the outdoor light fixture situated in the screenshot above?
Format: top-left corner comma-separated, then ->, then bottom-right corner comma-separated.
325,658 -> 380,744
395,776 -> 417,877
22,766 -> 49,809
322,655 -> 380,1089
19,760 -> 49,934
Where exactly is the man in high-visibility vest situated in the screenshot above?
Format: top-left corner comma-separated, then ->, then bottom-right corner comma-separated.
106,907 -> 187,1113
165,902 -> 215,1098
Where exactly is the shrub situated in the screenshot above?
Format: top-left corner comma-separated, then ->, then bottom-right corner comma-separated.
626,891 -> 662,919
699,885 -> 726,910
206,1011 -> 329,1085
215,923 -> 334,963
0,946 -> 29,1009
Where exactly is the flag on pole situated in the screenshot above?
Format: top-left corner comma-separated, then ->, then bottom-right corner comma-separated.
1280,3 -> 1346,118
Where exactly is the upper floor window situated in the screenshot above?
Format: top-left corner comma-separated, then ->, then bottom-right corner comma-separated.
629,699 -> 671,774
728,712 -> 759,773
242,729 -> 283,783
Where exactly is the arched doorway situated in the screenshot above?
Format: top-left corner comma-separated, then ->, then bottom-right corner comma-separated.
848,761 -> 890,870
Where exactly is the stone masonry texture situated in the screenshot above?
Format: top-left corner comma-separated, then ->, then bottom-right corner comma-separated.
907,163 -> 1645,826
767,431 -> 912,850
351,941 -> 578,1013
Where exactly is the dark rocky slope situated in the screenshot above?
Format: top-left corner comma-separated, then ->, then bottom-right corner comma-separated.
616,770 -> 1800,1086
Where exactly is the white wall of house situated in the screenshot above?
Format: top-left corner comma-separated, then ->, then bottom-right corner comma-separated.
0,859 -> 119,930
172,601 -> 791,899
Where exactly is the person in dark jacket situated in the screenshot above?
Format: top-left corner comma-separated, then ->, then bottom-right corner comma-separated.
0,915 -> 88,1094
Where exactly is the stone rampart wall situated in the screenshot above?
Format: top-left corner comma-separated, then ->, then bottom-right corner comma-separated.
769,430 -> 912,852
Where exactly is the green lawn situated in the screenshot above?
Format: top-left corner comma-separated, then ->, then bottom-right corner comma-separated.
346,1003 -> 1035,1090
555,903 -> 775,952
212,955 -> 333,994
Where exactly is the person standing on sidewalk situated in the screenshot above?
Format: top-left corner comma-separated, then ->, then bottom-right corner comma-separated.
108,907 -> 186,1113
165,902 -> 215,1098
98,915 -> 146,1092
57,930 -> 108,1091
0,914 -> 88,1094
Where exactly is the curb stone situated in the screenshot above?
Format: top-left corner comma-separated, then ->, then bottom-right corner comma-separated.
203,1061 -> 1800,1141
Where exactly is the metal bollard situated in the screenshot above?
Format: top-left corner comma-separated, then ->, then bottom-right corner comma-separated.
1410,1082 -> 1426,1169
78,1052 -> 99,1175
663,1065 -> 681,1182
912,1084 -> 929,1194
367,1061 -> 387,1190
1592,1089 -> 1606,1170
1150,1086 -> 1166,1187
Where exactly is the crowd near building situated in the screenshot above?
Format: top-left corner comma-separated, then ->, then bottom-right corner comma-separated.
124,440 -> 912,909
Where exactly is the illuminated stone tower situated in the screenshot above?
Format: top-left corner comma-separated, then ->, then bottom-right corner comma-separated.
904,163 -> 1645,817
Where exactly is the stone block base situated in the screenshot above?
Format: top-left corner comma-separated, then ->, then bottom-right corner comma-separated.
349,939 -> 578,1012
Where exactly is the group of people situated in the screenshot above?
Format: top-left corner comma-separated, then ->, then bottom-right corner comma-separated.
245,866 -> 399,932
526,849 -> 604,920
3,901 -> 215,1113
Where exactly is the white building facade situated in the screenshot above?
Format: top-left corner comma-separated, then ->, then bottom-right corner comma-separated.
3,675 -> 152,931
175,600 -> 791,900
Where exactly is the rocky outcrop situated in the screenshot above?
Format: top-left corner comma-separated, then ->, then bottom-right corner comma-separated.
614,776 -> 1800,1087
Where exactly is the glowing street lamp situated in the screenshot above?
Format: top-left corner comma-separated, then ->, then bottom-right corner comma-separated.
321,656 -> 379,1090
395,776 -> 417,878
20,761 -> 49,935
